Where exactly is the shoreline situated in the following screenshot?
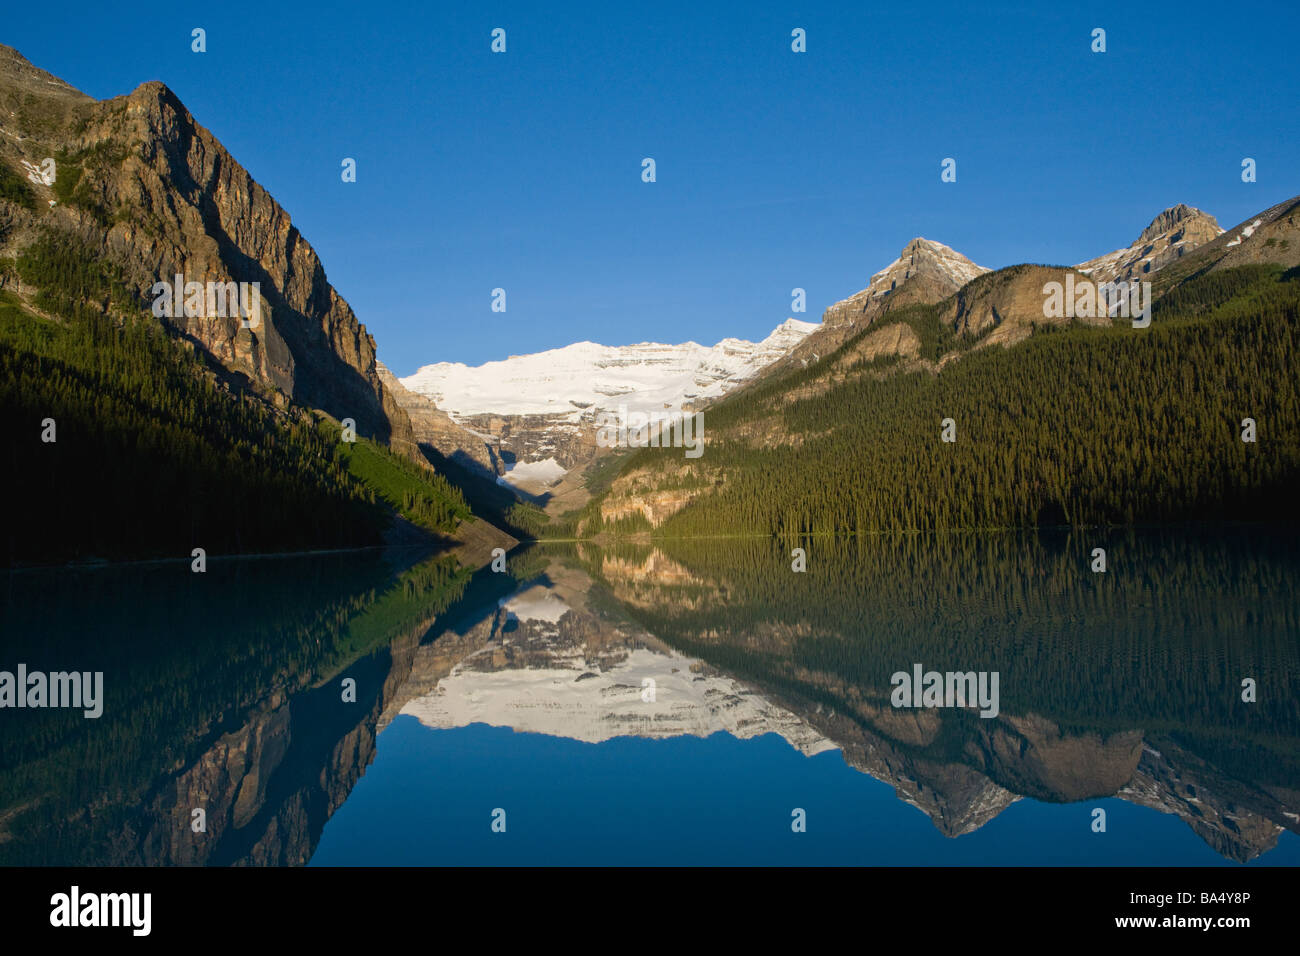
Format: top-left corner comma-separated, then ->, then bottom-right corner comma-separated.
5,518 -> 1290,573
0,542 -> 446,575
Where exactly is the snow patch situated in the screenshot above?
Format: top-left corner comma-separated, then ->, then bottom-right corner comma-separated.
496,457 -> 566,489
20,158 -> 53,186
500,585 -> 570,624
1225,218 -> 1263,248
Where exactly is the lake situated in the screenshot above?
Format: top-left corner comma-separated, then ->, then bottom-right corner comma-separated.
2,528 -> 1297,866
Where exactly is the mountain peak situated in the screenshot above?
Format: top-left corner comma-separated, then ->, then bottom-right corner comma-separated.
900,236 -> 950,253
865,237 -> 988,299
0,48 -> 418,452
1137,204 -> 1219,244
772,316 -> 820,336
760,238 -> 988,376
1077,204 -> 1224,283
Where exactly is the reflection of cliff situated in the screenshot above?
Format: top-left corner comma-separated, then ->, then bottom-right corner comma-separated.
180,545 -> 1300,864
1121,738 -> 1300,863
587,542 -> 1300,861
595,548 -> 720,610
845,703 -> 1290,860
124,554 -> 569,865
162,573 -> 526,866
155,554 -> 836,865
142,621 -> 424,865
0,550 -> 491,866
16,539 -> 1292,865
727,677 -> 1295,860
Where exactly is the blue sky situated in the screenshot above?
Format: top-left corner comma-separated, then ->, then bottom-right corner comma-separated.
5,1 -> 1298,372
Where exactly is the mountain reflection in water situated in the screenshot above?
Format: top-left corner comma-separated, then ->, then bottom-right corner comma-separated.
2,528 -> 1297,865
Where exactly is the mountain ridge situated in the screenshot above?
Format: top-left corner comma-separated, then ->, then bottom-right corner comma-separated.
0,43 -> 415,453
0,43 -> 515,563
580,191 -> 1300,537
396,318 -> 817,500
402,316 -> 818,420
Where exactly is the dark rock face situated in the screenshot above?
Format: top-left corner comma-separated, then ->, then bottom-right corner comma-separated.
0,45 -> 416,454
453,411 -> 599,472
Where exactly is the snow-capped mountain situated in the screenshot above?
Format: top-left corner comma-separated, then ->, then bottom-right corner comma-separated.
401,318 -> 817,422
397,319 -> 816,485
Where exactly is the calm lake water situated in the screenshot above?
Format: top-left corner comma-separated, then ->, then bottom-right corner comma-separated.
2,528 -> 1297,866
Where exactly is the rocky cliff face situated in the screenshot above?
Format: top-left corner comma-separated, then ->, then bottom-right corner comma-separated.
764,238 -> 989,379
0,44 -> 415,453
804,262 -> 1119,378
599,484 -> 699,528
1151,195 -> 1300,293
938,263 -> 1113,348
378,362 -> 501,476
824,237 -> 990,327
1076,203 -> 1223,283
453,410 -> 599,472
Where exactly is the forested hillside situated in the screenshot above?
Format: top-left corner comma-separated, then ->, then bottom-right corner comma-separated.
0,227 -> 473,567
587,262 -> 1300,536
